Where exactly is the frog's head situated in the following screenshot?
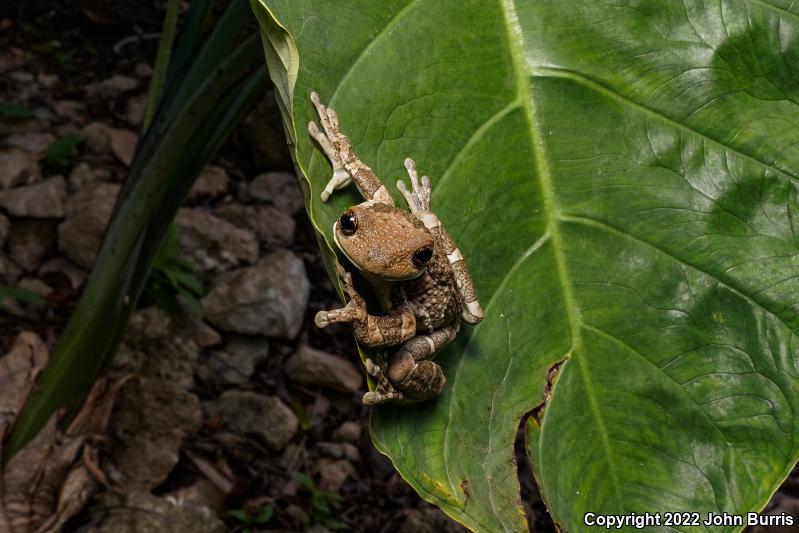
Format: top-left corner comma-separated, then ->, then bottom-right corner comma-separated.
332,202 -> 434,281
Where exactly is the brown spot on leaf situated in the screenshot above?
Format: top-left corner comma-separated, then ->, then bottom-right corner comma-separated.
460,479 -> 470,505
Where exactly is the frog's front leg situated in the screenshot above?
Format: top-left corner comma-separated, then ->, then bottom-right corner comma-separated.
362,323 -> 459,405
398,159 -> 484,325
308,92 -> 393,205
314,265 -> 417,346
314,266 -> 367,327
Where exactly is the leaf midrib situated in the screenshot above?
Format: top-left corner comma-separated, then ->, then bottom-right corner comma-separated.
493,0 -> 625,514
439,0 -> 625,526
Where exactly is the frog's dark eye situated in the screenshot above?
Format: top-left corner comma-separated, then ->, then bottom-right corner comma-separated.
339,210 -> 358,236
413,246 -> 433,267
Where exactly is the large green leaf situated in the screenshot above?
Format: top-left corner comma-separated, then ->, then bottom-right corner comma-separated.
253,1 -> 799,531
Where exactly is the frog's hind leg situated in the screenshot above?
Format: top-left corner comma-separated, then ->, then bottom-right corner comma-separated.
362,358 -> 405,404
362,324 -> 459,405
308,92 -> 393,205
397,158 -> 484,325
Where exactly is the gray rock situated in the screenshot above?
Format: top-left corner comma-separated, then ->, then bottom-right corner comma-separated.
116,307 -> 200,388
199,336 -> 269,386
126,305 -> 174,341
188,165 -> 229,202
9,71 -> 33,83
85,491 -> 225,533
125,93 -> 146,126
2,132 -> 55,153
37,72 -> 58,89
176,208 -> 258,276
313,458 -> 355,492
134,62 -> 153,78
214,203 -> 295,248
179,317 -> 222,348
317,441 -> 360,461
110,377 -> 203,490
0,175 -> 66,218
68,162 -> 111,188
166,479 -> 228,513
0,148 -> 40,189
332,420 -> 362,443
8,220 -> 56,270
249,171 -> 304,215
85,74 -> 138,98
0,48 -> 27,73
17,276 -> 52,298
399,508 -> 461,533
0,255 -> 21,284
58,182 -> 120,268
202,250 -> 309,338
51,100 -> 84,121
204,391 -> 298,450
0,212 -> 8,246
201,350 -> 259,387
80,122 -> 111,155
285,345 -> 363,393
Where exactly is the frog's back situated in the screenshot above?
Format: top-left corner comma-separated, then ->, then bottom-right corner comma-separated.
402,237 -> 461,331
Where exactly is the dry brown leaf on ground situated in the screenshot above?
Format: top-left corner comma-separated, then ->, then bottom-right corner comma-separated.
0,333 -> 130,533
0,333 -> 48,436
106,127 -> 137,166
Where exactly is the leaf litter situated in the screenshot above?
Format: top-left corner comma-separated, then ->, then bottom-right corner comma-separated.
0,332 -> 129,533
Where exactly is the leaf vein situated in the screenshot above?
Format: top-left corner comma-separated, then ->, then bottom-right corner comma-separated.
562,213 -> 797,335
326,0 -> 420,107
532,66 -> 799,184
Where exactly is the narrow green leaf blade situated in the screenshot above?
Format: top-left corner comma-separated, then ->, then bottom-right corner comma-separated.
254,1 -> 799,531
0,286 -> 46,307
166,0 -> 213,91
143,0 -> 181,131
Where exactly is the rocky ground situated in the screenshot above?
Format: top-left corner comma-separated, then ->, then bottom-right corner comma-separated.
1,2 -> 798,533
0,3 -> 479,531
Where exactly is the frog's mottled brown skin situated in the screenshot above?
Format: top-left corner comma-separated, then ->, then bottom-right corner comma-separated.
308,91 -> 483,405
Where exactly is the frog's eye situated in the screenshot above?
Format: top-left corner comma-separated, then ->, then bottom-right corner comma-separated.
339,210 -> 358,236
413,246 -> 433,267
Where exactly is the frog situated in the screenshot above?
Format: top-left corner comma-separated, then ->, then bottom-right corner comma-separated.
307,91 -> 483,405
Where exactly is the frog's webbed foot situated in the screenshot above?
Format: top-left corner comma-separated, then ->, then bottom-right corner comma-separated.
364,358 -> 392,390
314,263 -> 366,328
397,158 -> 432,215
363,358 -> 406,405
308,92 -> 352,202
314,299 -> 364,328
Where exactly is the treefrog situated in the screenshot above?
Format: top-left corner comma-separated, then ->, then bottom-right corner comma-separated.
308,92 -> 483,405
